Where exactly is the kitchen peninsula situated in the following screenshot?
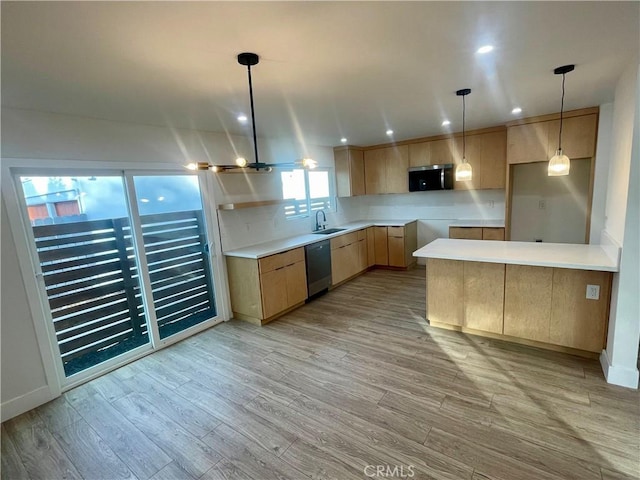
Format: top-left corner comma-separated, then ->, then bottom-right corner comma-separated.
414,239 -> 620,356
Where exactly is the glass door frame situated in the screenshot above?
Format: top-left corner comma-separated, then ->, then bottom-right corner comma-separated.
2,159 -> 230,393
124,170 -> 229,350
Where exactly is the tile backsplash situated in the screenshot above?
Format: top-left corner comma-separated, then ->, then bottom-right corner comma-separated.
217,197 -> 364,251
218,189 -> 505,253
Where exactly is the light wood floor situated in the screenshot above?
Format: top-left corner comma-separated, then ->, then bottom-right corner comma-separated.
2,267 -> 639,480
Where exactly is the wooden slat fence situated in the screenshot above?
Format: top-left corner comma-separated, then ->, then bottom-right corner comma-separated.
139,210 -> 215,339
32,209 -> 216,375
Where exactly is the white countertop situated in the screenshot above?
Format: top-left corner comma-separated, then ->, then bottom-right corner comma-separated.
449,219 -> 505,228
224,219 -> 416,259
413,238 -> 620,272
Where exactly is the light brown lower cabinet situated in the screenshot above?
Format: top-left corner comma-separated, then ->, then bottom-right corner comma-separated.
426,259 -> 611,354
449,227 -> 483,240
374,227 -> 389,265
482,227 -> 505,241
260,268 -> 289,318
427,259 -> 463,326
449,226 -> 505,241
366,227 -> 375,267
503,265 -> 553,343
373,222 -> 418,268
226,247 -> 307,325
464,262 -> 505,334
357,230 -> 368,272
388,235 -> 405,267
427,259 -> 504,333
550,269 -> 612,352
331,229 -> 368,286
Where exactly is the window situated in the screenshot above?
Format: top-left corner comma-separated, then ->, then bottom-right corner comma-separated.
281,168 -> 334,218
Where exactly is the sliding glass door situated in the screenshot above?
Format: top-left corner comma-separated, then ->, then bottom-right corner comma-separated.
17,171 -> 221,382
131,175 -> 216,339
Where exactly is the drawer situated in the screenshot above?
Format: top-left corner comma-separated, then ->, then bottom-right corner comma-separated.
387,226 -> 405,238
259,247 -> 304,273
482,227 -> 505,241
449,227 -> 483,240
330,231 -> 358,250
357,228 -> 367,241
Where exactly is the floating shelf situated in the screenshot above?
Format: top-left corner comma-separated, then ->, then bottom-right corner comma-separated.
217,199 -> 287,211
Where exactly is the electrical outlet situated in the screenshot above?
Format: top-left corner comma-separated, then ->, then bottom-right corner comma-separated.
586,284 -> 600,300
538,199 -> 546,210
487,200 -> 495,208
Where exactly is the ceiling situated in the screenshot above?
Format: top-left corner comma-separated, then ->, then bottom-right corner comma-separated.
2,2 -> 638,147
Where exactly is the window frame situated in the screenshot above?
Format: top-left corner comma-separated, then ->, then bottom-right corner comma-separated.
281,166 -> 336,219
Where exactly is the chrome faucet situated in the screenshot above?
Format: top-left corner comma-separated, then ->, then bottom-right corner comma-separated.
315,209 -> 327,231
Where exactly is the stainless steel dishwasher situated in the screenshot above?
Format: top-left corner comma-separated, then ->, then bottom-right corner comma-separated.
304,240 -> 332,300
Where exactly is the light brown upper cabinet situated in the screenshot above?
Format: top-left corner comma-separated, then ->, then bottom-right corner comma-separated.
506,122 -> 550,164
430,137 -> 461,166
334,146 -> 365,197
479,130 -> 507,189
364,145 -> 409,194
546,114 -> 598,160
454,130 -> 506,191
406,129 -> 506,191
408,141 -> 431,167
363,148 -> 387,195
507,111 -> 598,164
409,138 -> 461,167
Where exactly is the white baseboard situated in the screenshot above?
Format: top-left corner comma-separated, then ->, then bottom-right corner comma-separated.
1,386 -> 55,422
600,349 -> 640,389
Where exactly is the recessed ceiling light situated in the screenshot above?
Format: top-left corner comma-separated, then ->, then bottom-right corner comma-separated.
511,107 -> 522,114
386,129 -> 394,136
477,45 -> 494,54
237,114 -> 248,123
442,120 -> 451,127
340,137 -> 348,143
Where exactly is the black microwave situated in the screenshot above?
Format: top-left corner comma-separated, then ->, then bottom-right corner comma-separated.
408,164 -> 454,191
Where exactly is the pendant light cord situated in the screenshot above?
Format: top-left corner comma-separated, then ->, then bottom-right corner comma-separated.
462,94 -> 466,162
558,72 -> 565,151
247,64 -> 259,164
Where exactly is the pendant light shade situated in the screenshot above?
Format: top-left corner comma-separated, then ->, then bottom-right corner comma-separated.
548,64 -> 574,176
455,88 -> 472,182
455,162 -> 473,181
548,149 -> 570,176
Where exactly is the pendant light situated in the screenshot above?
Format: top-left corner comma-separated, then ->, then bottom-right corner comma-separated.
548,64 -> 574,176
455,88 -> 472,182
186,52 -> 316,173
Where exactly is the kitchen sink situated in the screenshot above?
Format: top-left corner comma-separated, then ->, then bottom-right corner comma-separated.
312,228 -> 346,235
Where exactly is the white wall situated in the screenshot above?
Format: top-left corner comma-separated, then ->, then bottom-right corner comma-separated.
600,62 -> 640,389
1,199 -> 52,419
603,65 -> 637,245
217,198 -> 360,251
590,104 -> 613,244
510,159 -> 591,243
